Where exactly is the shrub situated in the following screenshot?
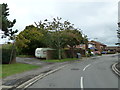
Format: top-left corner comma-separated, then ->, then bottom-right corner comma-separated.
86,53 -> 91,57
2,44 -> 16,64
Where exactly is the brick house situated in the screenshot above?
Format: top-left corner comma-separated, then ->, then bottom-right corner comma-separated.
88,40 -> 107,53
105,46 -> 120,53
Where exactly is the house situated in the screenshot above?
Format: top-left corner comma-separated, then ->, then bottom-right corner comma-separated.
66,40 -> 107,56
105,46 -> 120,53
88,40 -> 107,53
75,44 -> 86,50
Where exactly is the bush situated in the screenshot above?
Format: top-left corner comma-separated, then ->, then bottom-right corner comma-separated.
0,46 -> 2,64
2,44 -> 16,64
49,49 -> 59,59
86,53 -> 91,57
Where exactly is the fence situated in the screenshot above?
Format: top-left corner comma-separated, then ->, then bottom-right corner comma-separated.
46,48 -> 85,60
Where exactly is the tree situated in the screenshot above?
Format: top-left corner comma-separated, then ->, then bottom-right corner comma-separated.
45,17 -> 77,59
0,4 -> 2,30
0,3 -> 18,64
0,3 -> 18,40
117,22 -> 120,38
61,29 -> 84,58
34,17 -> 84,59
116,22 -> 120,45
34,17 -> 64,59
17,17 -> 87,58
82,35 -> 88,50
16,25 -> 46,55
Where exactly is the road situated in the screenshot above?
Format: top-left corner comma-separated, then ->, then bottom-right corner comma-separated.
27,54 -> 119,89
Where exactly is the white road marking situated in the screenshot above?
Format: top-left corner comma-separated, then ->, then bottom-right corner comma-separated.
83,64 -> 91,71
17,65 -> 67,88
47,66 -> 50,68
112,63 -> 120,76
80,77 -> 84,90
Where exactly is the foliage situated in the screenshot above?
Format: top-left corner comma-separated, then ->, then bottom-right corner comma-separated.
16,17 -> 88,58
117,29 -> 120,39
16,25 -> 46,55
34,17 -> 85,59
116,22 -> 120,45
0,3 -> 18,40
62,29 -> 83,47
86,48 -> 92,57
86,53 -> 91,57
2,44 -> 16,64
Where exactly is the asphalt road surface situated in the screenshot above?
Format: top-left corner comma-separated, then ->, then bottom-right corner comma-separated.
27,54 -> 119,89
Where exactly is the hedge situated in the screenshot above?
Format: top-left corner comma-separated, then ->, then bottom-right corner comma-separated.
2,44 -> 16,64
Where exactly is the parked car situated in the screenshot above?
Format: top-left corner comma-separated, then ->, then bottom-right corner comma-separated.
101,51 -> 107,54
107,50 -> 116,54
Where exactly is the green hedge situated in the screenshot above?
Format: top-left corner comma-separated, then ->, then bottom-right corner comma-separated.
2,44 -> 16,64
0,45 -> 2,64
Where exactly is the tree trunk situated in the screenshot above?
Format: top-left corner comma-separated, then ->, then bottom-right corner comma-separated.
9,43 -> 16,64
58,48 -> 61,60
70,47 -> 74,58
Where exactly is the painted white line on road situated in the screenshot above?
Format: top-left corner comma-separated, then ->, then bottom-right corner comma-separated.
112,63 -> 120,76
17,74 -> 44,88
17,65 -> 67,89
83,64 -> 91,71
80,77 -> 84,90
2,85 -> 13,89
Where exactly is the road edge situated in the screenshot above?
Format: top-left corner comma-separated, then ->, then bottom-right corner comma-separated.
2,65 -> 67,90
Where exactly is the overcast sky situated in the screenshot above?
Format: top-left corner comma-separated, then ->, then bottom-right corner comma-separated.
0,0 -> 119,46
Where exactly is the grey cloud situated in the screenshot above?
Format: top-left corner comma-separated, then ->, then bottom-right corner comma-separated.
0,0 -> 118,46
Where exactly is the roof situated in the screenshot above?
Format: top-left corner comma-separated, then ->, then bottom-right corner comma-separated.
106,46 -> 120,48
89,40 -> 106,46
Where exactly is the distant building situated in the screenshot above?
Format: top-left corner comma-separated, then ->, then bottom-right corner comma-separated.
75,40 -> 107,53
88,40 -> 107,53
105,46 -> 120,53
75,44 -> 86,50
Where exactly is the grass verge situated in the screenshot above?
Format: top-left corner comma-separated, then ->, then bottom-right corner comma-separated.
17,55 -> 34,58
2,63 -> 40,78
45,58 -> 79,63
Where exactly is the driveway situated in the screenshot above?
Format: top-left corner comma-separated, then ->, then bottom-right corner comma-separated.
16,57 -> 49,66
